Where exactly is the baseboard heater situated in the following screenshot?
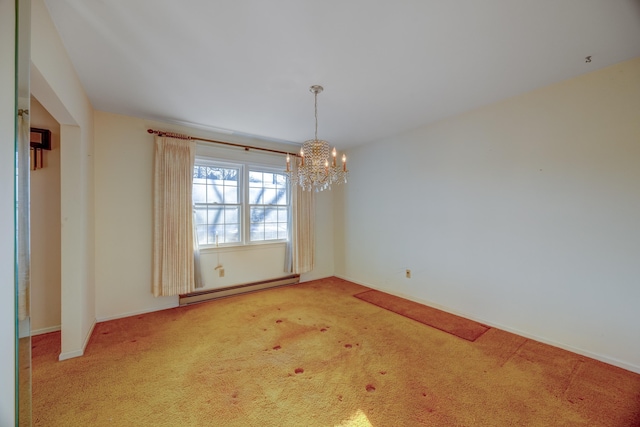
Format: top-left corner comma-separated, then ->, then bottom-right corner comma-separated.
179,274 -> 300,306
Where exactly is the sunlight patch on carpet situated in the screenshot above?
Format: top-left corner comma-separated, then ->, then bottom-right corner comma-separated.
335,409 -> 374,427
355,290 -> 489,341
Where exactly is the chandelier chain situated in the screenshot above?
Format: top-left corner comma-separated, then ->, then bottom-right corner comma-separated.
314,90 -> 318,141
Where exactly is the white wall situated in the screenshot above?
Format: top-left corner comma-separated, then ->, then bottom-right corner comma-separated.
31,0 -> 95,359
94,111 -> 334,321
0,0 -> 17,423
30,97 -> 62,334
336,57 -> 640,373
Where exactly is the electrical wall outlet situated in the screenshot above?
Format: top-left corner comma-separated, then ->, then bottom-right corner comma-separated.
405,269 -> 411,279
219,268 -> 224,277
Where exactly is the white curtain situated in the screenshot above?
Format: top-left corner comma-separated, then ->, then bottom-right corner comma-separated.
17,112 -> 30,320
285,161 -> 315,274
152,136 -> 198,296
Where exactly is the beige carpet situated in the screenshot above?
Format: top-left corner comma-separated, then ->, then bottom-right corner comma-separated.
32,277 -> 640,426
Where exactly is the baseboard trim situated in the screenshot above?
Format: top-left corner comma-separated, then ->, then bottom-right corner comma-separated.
58,348 -> 84,361
179,274 -> 300,306
58,319 -> 96,361
335,274 -> 640,375
96,301 -> 179,323
31,325 -> 61,336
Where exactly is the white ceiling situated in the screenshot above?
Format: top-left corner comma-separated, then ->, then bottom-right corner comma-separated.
43,0 -> 640,148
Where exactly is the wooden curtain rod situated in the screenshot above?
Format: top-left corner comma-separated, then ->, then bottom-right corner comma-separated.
147,128 -> 299,157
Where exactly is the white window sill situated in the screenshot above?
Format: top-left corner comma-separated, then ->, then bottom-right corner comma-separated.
199,240 -> 287,255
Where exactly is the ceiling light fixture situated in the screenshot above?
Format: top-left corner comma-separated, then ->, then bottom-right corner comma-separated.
286,85 -> 348,191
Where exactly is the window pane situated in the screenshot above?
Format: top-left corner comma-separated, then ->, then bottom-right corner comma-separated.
225,225 -> 240,243
250,223 -> 264,241
263,188 -> 277,204
194,206 -> 207,224
225,206 -> 239,224
208,167 -> 225,184
249,171 -> 262,184
263,172 -> 276,188
206,225 -> 219,245
194,166 -> 208,180
196,225 -> 207,245
275,173 -> 286,187
193,183 -> 206,203
224,185 -> 238,204
224,168 -> 238,182
250,206 -> 264,223
208,207 -> 224,225
277,207 -> 288,222
205,167 -> 217,181
265,207 -> 278,223
277,223 -> 288,240
275,188 -> 287,205
249,188 -> 263,205
212,185 -> 224,203
264,224 -> 278,240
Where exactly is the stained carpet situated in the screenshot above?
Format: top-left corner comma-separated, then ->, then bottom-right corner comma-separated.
354,290 -> 489,341
31,277 -> 640,426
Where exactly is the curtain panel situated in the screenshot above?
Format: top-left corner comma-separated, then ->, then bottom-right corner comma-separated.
152,136 -> 197,296
285,161 -> 315,274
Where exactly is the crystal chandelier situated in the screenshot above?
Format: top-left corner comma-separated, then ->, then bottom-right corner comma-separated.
286,85 -> 348,191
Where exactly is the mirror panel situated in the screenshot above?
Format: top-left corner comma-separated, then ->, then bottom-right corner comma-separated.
16,0 -> 32,425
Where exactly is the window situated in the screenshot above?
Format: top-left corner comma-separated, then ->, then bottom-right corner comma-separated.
249,170 -> 288,241
193,159 -> 289,246
193,164 -> 241,245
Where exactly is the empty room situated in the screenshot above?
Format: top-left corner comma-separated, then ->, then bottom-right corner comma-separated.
3,0 -> 640,425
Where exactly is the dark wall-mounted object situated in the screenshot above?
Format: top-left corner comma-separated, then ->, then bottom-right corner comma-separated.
30,127 -> 51,150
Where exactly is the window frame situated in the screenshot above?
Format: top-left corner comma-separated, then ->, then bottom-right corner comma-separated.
193,156 -> 290,249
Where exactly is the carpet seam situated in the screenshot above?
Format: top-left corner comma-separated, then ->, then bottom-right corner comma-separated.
562,359 -> 586,399
500,338 -> 529,368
